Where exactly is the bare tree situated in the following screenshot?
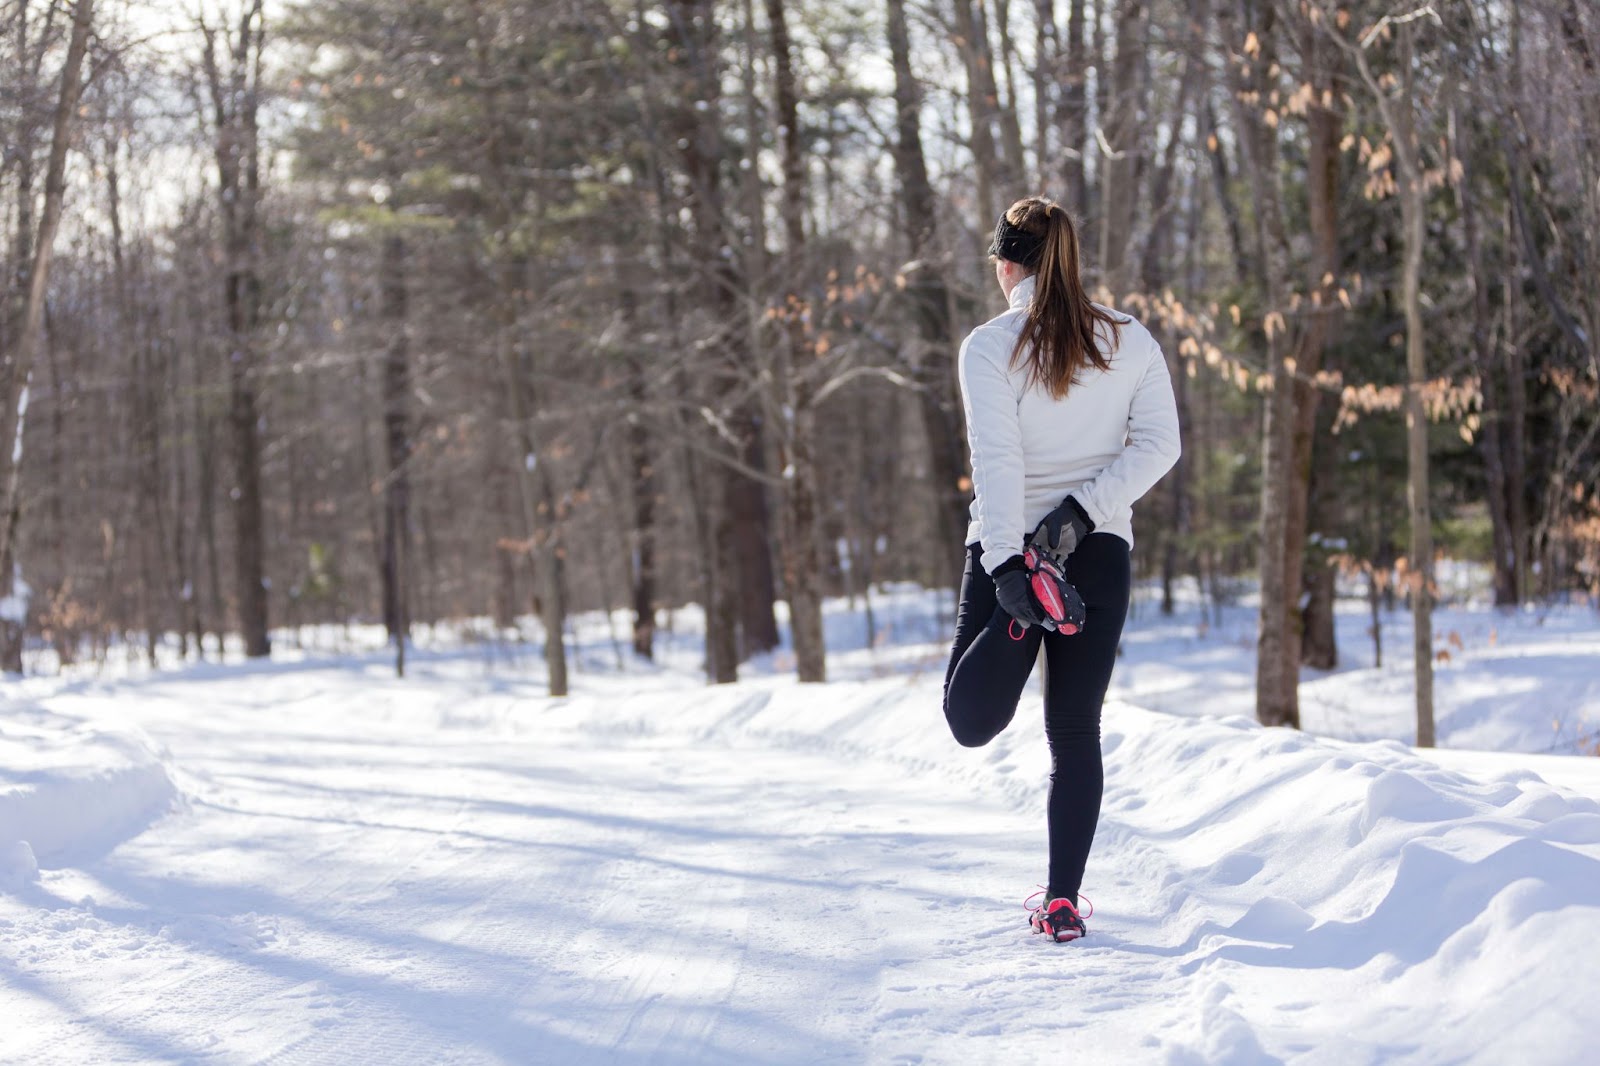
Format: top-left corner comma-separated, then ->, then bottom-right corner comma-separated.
1317,1 -> 1444,744
887,0 -> 969,577
0,0 -> 93,672
199,0 -> 271,659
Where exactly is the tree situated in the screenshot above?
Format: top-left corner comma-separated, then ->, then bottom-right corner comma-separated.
1317,1 -> 1442,745
886,0 -> 969,582
199,0 -> 272,659
0,0 -> 94,672
1219,0 -> 1302,730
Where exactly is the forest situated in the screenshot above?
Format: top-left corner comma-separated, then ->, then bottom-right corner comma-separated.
0,0 -> 1595,736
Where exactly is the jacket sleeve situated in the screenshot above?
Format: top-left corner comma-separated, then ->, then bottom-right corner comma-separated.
1074,339 -> 1182,529
958,327 -> 1026,574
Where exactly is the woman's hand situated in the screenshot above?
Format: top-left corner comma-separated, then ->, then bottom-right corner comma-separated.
992,556 -> 1047,628
1030,495 -> 1095,561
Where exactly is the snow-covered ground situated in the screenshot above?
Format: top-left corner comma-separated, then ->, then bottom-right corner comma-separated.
2,584 -> 1598,1064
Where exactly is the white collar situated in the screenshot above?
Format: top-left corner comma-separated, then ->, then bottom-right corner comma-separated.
1006,273 -> 1037,311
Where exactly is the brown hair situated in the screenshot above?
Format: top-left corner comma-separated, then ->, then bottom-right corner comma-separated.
996,196 -> 1121,399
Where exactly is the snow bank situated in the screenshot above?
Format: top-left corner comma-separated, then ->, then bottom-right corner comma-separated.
0,712 -> 178,889
1097,709 -> 1600,1062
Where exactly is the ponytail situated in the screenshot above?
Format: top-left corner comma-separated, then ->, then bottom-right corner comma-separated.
995,196 -> 1121,399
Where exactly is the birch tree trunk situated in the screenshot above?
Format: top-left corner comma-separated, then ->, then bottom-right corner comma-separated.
0,0 -> 93,671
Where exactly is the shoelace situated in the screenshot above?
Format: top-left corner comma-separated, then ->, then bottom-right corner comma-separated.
1023,888 -> 1095,923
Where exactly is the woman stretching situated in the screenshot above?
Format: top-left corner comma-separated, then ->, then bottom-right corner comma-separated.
944,196 -> 1181,942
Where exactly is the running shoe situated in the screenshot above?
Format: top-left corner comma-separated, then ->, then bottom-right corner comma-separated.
1025,889 -> 1091,942
1022,548 -> 1087,635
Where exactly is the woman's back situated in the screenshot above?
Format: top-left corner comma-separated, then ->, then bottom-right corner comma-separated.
959,274 -> 1179,574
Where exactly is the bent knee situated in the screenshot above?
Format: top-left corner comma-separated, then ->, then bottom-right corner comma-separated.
945,706 -> 1002,748
951,726 -> 996,748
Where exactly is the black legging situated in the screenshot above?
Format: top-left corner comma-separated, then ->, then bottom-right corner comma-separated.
942,533 -> 1131,906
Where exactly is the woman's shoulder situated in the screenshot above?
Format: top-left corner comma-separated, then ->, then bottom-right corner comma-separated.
1091,304 -> 1159,357
960,312 -> 1024,359
1090,301 -> 1143,329
974,303 -> 1029,336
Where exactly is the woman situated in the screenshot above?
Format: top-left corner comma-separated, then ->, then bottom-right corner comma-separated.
944,196 -> 1181,943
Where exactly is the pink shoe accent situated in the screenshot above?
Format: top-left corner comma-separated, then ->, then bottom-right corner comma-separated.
1025,889 -> 1093,942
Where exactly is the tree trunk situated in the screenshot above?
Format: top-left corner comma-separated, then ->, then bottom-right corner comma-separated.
717,1 -> 778,663
1502,202 -> 1531,604
1088,0 -> 1109,238
1402,181 -> 1434,746
196,359 -> 224,658
781,399 -> 827,681
667,0 -> 749,681
468,7 -> 570,695
1453,106 -> 1517,606
707,480 -> 741,682
1349,22 -> 1434,745
765,0 -> 826,681
1097,0 -> 1147,298
1060,0 -> 1088,209
109,138 -> 175,666
1222,1 -> 1298,729
0,0 -> 94,671
1288,27 -> 1344,673
495,276 -> 569,695
989,0 -> 1028,190
1201,98 -> 1253,284
953,0 -> 1005,218
1300,407 -> 1340,670
1033,0 -> 1058,183
1160,344 -> 1187,616
618,290 -> 657,661
1138,13 -> 1201,292
202,2 -> 272,659
1398,35 -> 1436,747
887,0 -> 970,575
380,229 -> 411,676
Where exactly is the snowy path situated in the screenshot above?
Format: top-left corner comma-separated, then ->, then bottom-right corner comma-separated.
4,649 -> 1600,1064
3,664 -> 1124,1064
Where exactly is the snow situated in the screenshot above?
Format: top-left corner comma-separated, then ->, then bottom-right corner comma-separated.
0,566 -> 29,625
0,707 -> 176,878
1112,592 -> 1600,756
1,588 -> 1598,1064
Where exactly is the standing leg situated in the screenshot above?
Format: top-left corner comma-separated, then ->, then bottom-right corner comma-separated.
943,543 -> 1043,748
1039,533 -> 1132,904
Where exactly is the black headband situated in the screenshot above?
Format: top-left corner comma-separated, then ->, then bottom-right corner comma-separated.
987,214 -> 1044,267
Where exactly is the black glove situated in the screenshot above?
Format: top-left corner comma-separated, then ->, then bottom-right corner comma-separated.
991,555 -> 1046,628
1030,495 -> 1095,561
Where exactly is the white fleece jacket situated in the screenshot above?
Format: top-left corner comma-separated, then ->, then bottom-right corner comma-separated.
959,274 -> 1182,574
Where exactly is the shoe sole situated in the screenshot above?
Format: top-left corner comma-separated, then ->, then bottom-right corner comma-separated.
1030,917 -> 1086,942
